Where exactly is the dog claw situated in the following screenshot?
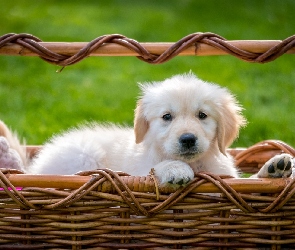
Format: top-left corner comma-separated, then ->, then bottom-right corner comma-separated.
168,177 -> 175,184
167,177 -> 191,186
183,177 -> 191,184
175,177 -> 191,186
177,179 -> 184,185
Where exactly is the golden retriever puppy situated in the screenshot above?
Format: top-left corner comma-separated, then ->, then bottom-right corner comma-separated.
0,73 -> 293,185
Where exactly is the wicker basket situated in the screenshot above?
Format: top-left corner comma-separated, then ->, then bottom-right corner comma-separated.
1,32 -> 295,249
0,140 -> 294,249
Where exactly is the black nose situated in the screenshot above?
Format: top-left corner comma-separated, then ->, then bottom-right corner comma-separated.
179,133 -> 197,148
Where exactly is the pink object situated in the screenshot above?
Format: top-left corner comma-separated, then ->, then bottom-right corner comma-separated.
0,187 -> 22,191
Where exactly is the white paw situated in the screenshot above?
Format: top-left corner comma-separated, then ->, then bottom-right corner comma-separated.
257,153 -> 293,178
152,160 -> 194,186
0,136 -> 23,170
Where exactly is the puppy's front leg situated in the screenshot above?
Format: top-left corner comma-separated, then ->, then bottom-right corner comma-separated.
252,153 -> 294,178
152,160 -> 194,187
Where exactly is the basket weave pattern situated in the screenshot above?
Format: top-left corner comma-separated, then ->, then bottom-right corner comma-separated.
0,140 -> 294,249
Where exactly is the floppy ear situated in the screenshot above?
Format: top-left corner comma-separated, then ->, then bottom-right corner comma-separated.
134,100 -> 149,144
216,100 -> 246,155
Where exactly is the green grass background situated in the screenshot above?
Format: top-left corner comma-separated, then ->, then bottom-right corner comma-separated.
0,0 -> 295,148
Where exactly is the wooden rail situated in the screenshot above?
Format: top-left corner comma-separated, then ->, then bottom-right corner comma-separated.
1,40 -> 295,57
4,174 -> 292,194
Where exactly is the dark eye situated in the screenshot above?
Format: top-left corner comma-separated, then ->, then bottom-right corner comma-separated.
198,111 -> 207,120
162,113 -> 172,121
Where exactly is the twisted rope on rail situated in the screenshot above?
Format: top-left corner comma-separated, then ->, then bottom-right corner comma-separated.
1,167 -> 295,215
0,169 -> 36,209
1,32 -> 295,67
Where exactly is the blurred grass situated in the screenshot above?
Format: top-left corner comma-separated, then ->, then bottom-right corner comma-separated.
0,0 -> 295,147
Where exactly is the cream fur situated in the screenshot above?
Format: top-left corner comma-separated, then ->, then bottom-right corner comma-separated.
1,73 -> 248,185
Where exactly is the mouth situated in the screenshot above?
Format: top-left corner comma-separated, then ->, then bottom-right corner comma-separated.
178,148 -> 200,160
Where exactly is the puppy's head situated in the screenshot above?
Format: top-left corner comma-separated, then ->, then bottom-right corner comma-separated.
134,73 -> 246,161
